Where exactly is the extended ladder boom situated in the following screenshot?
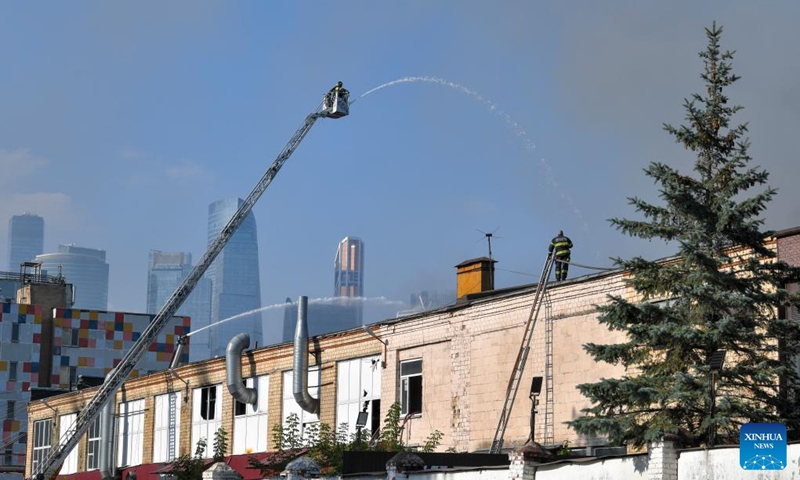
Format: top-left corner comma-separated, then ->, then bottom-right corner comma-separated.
489,253 -> 555,454
32,100 -> 341,480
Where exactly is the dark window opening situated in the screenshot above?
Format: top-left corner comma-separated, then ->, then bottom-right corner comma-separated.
201,386 -> 217,420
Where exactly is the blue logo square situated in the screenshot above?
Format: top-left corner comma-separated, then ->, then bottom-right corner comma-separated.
740,423 -> 787,470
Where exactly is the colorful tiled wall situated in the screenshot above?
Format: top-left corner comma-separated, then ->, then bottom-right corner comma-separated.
51,308 -> 191,389
0,302 -> 43,467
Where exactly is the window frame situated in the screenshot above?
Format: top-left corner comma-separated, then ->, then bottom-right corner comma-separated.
32,418 -> 53,474
85,417 -> 101,470
191,385 -> 221,459
9,361 -> 18,382
399,359 -> 423,416
153,392 -> 182,463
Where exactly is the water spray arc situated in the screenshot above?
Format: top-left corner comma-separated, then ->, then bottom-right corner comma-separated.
357,76 -> 588,232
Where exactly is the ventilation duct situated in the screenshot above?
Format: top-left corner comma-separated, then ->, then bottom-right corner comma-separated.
225,333 -> 257,405
99,374 -> 116,480
293,296 -> 319,414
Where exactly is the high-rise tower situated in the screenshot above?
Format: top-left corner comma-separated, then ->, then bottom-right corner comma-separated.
206,198 -> 263,356
334,236 -> 364,298
7,213 -> 44,271
146,250 -> 212,362
34,244 -> 109,311
334,236 -> 364,324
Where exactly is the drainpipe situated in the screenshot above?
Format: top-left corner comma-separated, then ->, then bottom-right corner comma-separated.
225,333 -> 257,405
293,296 -> 319,414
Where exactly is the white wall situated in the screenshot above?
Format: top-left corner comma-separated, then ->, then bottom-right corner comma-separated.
534,455 -> 649,480
678,444 -> 800,480
407,467 -> 509,480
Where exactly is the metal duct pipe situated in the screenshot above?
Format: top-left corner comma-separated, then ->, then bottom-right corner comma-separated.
293,296 -> 319,414
98,375 -> 116,480
226,333 -> 257,405
170,335 -> 188,370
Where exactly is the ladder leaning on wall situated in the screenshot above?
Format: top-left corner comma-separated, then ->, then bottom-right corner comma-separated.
489,253 -> 555,454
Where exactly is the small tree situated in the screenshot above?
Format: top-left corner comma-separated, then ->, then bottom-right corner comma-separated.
377,402 -> 404,451
569,23 -> 800,448
213,428 -> 228,462
168,437 -> 207,480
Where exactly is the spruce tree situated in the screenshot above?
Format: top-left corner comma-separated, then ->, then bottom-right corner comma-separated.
568,23 -> 800,448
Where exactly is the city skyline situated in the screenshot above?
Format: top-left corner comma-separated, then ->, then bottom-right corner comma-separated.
1,3 -> 799,324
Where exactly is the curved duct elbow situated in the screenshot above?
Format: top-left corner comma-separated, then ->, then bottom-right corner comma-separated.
293,296 -> 319,414
226,333 -> 257,405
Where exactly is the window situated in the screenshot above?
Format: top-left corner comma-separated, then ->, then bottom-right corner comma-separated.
400,360 -> 422,416
191,385 -> 221,458
32,419 -> 52,474
4,447 -> 11,466
9,362 -> 17,382
86,418 -> 100,470
11,323 -> 19,343
282,368 -> 319,439
153,392 -> 181,463
6,401 -> 15,419
59,414 -> 78,475
336,356 -> 381,437
117,400 -> 144,467
201,386 -> 216,420
69,366 -> 78,387
232,376 -> 269,454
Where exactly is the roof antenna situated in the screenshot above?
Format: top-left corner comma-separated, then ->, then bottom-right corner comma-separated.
476,227 -> 502,260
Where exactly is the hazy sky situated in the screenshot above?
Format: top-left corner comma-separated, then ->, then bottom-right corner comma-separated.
2,2 -> 799,330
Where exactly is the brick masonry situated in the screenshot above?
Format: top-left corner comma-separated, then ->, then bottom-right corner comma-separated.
25,230 -> 800,476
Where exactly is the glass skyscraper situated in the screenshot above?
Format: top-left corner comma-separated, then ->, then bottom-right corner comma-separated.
34,244 -> 109,311
7,213 -> 44,271
334,237 -> 364,298
333,236 -> 364,324
146,250 -> 212,362
206,198 -> 263,357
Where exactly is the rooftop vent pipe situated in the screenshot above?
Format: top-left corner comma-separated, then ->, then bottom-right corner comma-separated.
226,333 -> 257,405
293,296 -> 319,414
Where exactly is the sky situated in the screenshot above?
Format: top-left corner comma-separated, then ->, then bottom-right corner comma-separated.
1,2 -> 799,340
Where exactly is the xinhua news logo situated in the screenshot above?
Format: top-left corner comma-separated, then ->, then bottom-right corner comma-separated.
740,423 -> 786,470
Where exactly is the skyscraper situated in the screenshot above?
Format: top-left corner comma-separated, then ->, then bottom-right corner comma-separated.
334,236 -> 364,324
146,251 -> 212,362
7,213 -> 44,271
334,237 -> 364,298
206,198 -> 262,356
34,244 -> 109,311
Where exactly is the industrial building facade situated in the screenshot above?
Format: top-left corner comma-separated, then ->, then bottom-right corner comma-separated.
25,228 -> 800,479
0,278 -> 189,476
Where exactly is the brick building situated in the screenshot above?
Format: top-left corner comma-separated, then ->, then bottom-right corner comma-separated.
25,228 -> 800,479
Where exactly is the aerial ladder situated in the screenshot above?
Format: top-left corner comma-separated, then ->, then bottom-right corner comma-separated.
30,86 -> 350,480
489,253 -> 555,454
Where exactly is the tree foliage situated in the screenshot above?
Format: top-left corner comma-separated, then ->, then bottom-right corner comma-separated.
168,437 -> 207,480
569,23 -> 800,449
249,403 -> 444,476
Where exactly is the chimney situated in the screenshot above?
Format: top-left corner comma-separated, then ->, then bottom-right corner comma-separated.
455,257 -> 497,300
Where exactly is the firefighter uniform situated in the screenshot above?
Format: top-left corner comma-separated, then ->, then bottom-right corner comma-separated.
548,231 -> 573,281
